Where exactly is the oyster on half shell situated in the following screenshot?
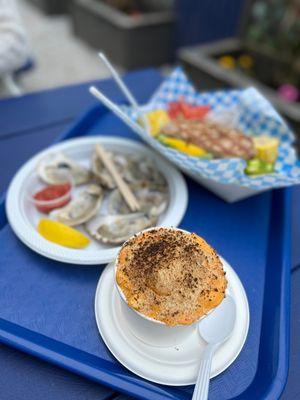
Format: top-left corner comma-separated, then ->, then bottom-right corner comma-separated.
37,153 -> 91,186
91,150 -> 129,189
56,185 -> 103,226
91,149 -> 166,189
107,184 -> 168,218
123,157 -> 166,187
85,213 -> 155,244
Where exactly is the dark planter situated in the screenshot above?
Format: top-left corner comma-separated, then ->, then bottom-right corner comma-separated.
178,38 -> 300,151
26,0 -> 71,14
70,0 -> 175,69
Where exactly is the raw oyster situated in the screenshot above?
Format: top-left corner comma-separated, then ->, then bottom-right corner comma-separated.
91,150 -> 129,189
91,148 -> 166,189
123,157 -> 166,187
56,185 -> 103,226
85,213 -> 155,244
37,153 -> 91,186
108,184 -> 168,217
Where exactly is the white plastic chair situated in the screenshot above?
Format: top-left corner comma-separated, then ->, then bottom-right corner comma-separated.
2,73 -> 22,96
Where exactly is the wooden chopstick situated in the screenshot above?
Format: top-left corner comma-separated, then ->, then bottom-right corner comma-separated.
95,144 -> 140,212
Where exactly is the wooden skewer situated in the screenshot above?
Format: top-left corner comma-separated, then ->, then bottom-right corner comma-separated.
97,52 -> 150,134
89,86 -> 145,136
95,144 -> 140,212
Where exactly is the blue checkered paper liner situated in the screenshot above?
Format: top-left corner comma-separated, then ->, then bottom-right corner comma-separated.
125,67 -> 300,190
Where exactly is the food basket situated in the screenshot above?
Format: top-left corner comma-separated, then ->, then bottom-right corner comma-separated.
123,68 -> 300,202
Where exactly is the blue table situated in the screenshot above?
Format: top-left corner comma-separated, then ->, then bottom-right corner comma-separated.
0,68 -> 299,400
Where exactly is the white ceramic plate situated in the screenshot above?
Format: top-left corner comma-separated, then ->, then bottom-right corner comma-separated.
95,258 -> 249,386
6,137 -> 188,265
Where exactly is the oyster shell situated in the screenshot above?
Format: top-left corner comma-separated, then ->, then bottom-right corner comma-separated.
123,157 -> 166,187
91,149 -> 166,189
91,150 -> 128,189
85,213 -> 155,244
108,184 -> 168,217
56,185 -> 103,226
37,153 -> 91,186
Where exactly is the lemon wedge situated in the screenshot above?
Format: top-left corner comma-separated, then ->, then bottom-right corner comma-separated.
254,136 -> 279,164
158,135 -> 210,158
38,219 -> 90,249
140,110 -> 170,136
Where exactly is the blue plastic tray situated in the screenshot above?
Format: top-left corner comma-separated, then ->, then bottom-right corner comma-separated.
0,105 -> 291,400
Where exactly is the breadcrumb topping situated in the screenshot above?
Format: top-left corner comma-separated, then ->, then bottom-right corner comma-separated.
116,228 -> 227,326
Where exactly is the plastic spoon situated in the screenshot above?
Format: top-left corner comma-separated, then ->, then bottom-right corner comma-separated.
192,296 -> 236,400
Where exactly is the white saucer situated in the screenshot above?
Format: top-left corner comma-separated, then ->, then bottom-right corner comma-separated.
6,137 -> 188,265
94,258 -> 249,386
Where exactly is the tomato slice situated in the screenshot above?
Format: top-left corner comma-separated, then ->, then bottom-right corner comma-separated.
33,183 -> 71,213
167,99 -> 210,120
183,104 -> 211,120
168,102 -> 182,119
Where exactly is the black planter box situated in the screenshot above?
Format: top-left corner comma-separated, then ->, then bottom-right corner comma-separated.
177,1 -> 300,151
70,0 -> 175,69
26,0 -> 71,14
178,39 -> 300,125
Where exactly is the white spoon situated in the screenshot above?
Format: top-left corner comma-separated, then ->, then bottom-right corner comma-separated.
192,296 -> 236,400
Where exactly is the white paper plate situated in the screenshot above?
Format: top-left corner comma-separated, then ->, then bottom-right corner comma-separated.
6,137 -> 188,265
95,257 -> 249,386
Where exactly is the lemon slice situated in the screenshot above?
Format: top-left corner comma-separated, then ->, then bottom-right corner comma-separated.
158,135 -> 210,157
254,136 -> 279,164
38,219 -> 90,249
140,110 -> 170,136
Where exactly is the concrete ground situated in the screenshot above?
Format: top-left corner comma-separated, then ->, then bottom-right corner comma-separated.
16,0 -> 111,94
2,1 -> 171,98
